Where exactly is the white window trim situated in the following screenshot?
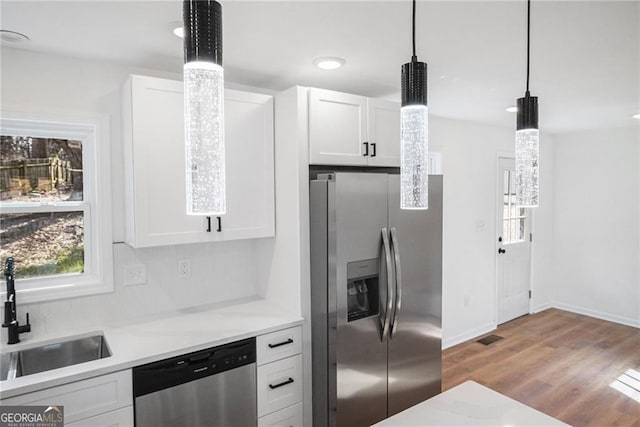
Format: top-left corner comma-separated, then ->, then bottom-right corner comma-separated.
0,112 -> 113,303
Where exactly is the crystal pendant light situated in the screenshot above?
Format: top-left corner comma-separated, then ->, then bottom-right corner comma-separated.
183,0 -> 225,215
400,0 -> 428,210
515,0 -> 539,208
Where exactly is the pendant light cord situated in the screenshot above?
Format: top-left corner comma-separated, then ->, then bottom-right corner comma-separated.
526,0 -> 531,95
412,0 -> 417,61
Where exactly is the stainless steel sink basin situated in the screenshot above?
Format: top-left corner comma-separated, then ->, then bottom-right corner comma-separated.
1,335 -> 111,381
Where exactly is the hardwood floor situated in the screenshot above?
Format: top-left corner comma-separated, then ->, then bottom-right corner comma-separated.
443,309 -> 640,427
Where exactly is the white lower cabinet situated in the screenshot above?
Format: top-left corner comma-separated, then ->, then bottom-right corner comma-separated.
257,354 -> 303,417
0,370 -> 132,425
66,406 -> 133,427
257,326 -> 302,365
256,326 -> 303,423
257,402 -> 303,427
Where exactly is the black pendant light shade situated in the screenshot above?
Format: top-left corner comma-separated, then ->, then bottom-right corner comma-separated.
401,60 -> 428,107
183,0 -> 222,66
182,0 -> 226,216
516,93 -> 538,130
399,0 -> 429,210
514,0 -> 540,208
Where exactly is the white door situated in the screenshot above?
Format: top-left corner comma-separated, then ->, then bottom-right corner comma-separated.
308,88 -> 368,166
496,157 -> 531,324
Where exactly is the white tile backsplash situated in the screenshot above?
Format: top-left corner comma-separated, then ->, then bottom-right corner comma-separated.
1,239 -> 267,343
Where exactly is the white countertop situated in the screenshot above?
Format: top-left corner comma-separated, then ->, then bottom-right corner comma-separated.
375,381 -> 569,427
0,297 -> 303,399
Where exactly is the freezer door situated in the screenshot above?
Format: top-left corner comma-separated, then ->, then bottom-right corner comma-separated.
387,174 -> 443,416
330,173 -> 390,427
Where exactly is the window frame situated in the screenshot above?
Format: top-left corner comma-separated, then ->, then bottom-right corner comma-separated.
0,112 -> 113,303
501,168 -> 530,245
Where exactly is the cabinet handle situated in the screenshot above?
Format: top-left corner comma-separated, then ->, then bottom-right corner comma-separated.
206,216 -> 212,233
269,377 -> 294,390
363,142 -> 369,156
371,143 -> 377,157
216,216 -> 222,232
268,338 -> 293,349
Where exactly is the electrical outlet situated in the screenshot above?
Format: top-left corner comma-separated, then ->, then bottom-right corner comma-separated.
124,264 -> 147,286
178,259 -> 191,278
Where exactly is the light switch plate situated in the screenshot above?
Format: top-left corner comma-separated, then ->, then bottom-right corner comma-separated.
124,264 -> 147,286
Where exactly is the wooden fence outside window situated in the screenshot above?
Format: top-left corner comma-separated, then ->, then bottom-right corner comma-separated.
0,158 -> 82,197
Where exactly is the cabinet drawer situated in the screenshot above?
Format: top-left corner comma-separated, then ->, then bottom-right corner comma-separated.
1,370 -> 132,424
257,355 -> 302,417
257,326 -> 302,365
258,402 -> 303,427
66,405 -> 133,427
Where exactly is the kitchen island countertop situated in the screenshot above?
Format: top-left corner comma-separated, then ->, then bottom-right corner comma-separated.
374,380 -> 569,427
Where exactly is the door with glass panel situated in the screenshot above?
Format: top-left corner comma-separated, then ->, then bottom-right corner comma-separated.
496,157 -> 531,324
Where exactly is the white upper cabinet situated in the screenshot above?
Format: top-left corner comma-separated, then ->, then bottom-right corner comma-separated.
221,90 -> 275,240
123,75 -> 274,248
366,98 -> 401,167
308,88 -> 400,167
309,88 -> 368,166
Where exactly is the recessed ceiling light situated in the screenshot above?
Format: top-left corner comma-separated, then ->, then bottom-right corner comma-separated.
170,21 -> 184,38
0,30 -> 30,43
506,106 -> 518,113
313,57 -> 345,70
633,113 -> 640,119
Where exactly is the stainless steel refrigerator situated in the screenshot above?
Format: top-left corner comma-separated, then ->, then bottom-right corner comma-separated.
310,172 -> 442,427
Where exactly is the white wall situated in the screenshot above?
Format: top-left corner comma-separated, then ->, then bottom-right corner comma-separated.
431,117 -> 556,347
549,126 -> 640,326
0,48 -> 276,340
529,132 -> 557,312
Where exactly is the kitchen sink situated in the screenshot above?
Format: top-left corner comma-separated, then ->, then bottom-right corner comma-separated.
0,335 -> 111,381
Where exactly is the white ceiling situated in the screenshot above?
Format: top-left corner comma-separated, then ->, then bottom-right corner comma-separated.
1,0 -> 638,133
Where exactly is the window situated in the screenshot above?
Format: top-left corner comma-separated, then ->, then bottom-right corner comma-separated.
502,169 -> 528,244
0,115 -> 112,303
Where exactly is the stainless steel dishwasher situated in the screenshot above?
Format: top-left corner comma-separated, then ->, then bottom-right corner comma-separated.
133,337 -> 256,427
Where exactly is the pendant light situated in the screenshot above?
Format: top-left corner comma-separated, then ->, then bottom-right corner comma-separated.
400,0 -> 428,210
515,0 -> 539,208
183,0 -> 225,215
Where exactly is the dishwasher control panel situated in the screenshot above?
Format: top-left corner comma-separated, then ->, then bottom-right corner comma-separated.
133,337 -> 256,398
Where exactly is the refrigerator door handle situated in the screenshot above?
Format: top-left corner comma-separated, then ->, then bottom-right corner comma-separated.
389,227 -> 402,338
380,228 -> 394,341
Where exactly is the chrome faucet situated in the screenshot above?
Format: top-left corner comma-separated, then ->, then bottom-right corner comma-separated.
3,257 -> 31,344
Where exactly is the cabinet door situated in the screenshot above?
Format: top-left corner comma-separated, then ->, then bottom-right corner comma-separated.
216,90 -> 274,240
366,98 -> 400,167
124,76 -> 275,247
257,355 -> 303,417
258,402 -> 303,427
66,406 -> 133,427
124,75 -> 209,247
309,88 -> 368,166
1,370 -> 132,424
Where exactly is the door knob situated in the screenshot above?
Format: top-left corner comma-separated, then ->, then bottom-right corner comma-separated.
498,248 -> 506,254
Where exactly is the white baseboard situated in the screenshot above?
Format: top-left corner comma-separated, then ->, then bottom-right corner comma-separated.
443,321 -> 496,349
531,301 -> 552,313
551,301 -> 640,329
